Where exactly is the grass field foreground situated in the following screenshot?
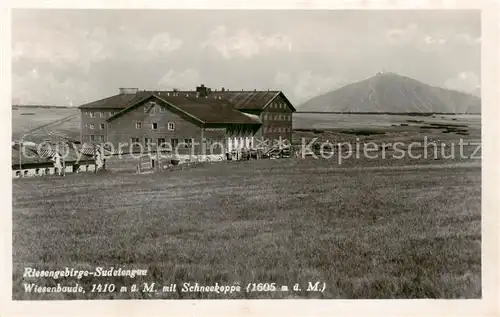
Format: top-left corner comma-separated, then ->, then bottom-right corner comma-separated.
13,158 -> 481,299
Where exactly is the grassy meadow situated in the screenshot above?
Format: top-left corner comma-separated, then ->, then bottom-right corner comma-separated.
12,109 -> 481,299
13,157 -> 481,299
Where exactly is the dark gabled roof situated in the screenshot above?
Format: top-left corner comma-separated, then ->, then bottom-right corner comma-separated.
77,89 -> 296,111
209,91 -> 280,110
155,94 -> 262,124
78,93 -> 140,109
107,93 -> 262,126
12,147 -> 49,165
12,144 -> 96,166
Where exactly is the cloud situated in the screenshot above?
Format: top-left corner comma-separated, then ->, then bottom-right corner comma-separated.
385,23 -> 420,44
274,71 -> 348,103
157,69 -> 201,90
13,69 -> 91,106
13,25 -> 183,72
138,32 -> 183,56
385,24 -> 480,53
444,71 -> 480,94
11,10 -> 480,106
201,26 -> 292,59
13,26 -> 113,72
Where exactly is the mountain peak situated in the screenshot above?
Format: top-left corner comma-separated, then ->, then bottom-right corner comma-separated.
298,73 -> 481,113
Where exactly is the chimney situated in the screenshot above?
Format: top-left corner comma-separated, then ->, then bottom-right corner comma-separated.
221,87 -> 225,92
196,84 -> 210,97
119,88 -> 139,94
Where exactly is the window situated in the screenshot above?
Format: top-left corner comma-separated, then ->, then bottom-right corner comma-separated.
278,127 -> 281,133
171,138 -> 179,148
160,106 -> 165,113
24,170 -> 28,176
135,122 -> 141,129
157,138 -> 166,146
131,137 -> 140,144
35,168 -> 40,175
145,138 -> 152,147
152,122 -> 158,130
89,124 -> 95,130
99,112 -> 103,117
184,138 -> 192,148
16,171 -> 21,177
45,168 -> 50,174
100,123 -> 105,130
84,111 -> 88,115
98,135 -> 104,142
109,111 -> 115,116
90,112 -> 95,118
90,135 -> 95,142
167,122 -> 175,131
149,107 -> 156,116
84,124 -> 89,128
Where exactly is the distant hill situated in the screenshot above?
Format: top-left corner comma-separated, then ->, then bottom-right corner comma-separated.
12,105 -> 71,109
297,72 -> 481,114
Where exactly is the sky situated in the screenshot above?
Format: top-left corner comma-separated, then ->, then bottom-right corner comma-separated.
11,9 -> 481,106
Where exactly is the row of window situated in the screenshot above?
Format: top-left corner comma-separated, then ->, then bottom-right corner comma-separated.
84,103 -> 288,119
269,101 -> 288,109
144,105 -> 167,114
85,123 -> 105,130
15,166 -> 92,177
263,113 -> 292,121
264,127 -> 292,133
135,122 -> 175,131
85,111 -> 116,118
83,135 -> 105,142
81,137 -> 216,147
84,108 -> 167,118
131,137 -> 214,148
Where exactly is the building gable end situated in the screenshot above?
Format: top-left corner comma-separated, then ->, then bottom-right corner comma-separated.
262,92 -> 296,112
106,94 -> 204,126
